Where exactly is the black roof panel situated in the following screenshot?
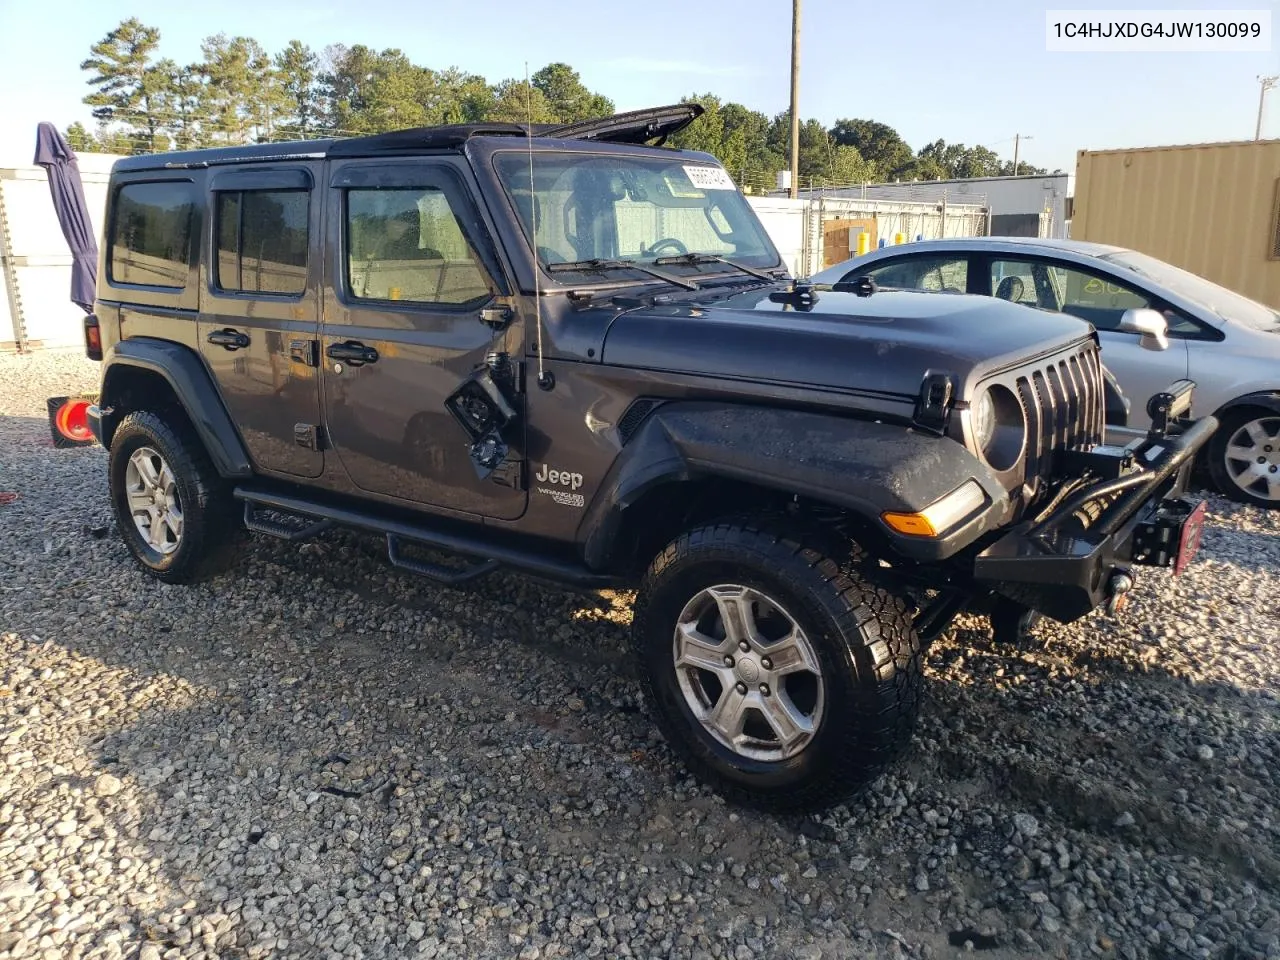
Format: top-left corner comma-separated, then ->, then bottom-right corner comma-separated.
110,104 -> 708,172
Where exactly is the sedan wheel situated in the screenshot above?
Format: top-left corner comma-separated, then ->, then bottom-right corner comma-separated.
1218,414 -> 1280,506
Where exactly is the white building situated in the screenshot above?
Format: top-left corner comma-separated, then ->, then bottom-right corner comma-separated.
792,173 -> 1075,241
1,151 -> 122,350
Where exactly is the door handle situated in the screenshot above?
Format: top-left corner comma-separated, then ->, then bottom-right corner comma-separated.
326,341 -> 379,366
208,328 -> 250,350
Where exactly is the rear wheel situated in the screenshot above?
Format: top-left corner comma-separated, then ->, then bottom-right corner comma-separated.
1207,409 -> 1280,508
632,520 -> 922,813
108,410 -> 243,583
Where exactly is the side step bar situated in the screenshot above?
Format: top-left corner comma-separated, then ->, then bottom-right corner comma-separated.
233,487 -> 621,590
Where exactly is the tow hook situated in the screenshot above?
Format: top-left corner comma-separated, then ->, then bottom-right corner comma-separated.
1106,571 -> 1134,615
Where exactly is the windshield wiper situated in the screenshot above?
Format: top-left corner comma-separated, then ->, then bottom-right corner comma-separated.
654,252 -> 779,282
546,258 -> 698,291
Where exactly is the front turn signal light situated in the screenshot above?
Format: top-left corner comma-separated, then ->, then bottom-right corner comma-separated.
882,480 -> 987,538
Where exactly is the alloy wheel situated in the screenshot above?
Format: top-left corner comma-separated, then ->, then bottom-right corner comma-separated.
1223,416 -> 1280,504
124,446 -> 184,554
672,584 -> 825,762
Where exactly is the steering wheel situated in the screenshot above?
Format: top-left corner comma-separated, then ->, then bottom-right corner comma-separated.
645,237 -> 688,257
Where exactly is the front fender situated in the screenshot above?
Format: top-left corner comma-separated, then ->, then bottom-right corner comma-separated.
99,337 -> 252,478
579,401 -> 1012,566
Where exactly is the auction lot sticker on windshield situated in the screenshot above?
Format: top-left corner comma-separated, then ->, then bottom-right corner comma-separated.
683,165 -> 737,190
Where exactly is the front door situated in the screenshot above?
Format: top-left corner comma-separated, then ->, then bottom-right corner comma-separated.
198,165 -> 324,477
983,257 -> 1190,427
321,158 -> 526,520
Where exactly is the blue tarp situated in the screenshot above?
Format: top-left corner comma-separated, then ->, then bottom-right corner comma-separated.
33,122 -> 98,313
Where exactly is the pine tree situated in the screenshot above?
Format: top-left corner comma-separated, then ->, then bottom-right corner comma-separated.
80,19 -> 164,152
64,122 -> 97,152
275,40 -> 318,136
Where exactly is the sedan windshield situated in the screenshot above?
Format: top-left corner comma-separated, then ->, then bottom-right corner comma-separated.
1101,250 -> 1280,331
494,151 -> 781,282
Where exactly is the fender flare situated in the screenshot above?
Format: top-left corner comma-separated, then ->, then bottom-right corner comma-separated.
1213,390 -> 1280,420
579,401 -> 1012,567
99,337 -> 252,478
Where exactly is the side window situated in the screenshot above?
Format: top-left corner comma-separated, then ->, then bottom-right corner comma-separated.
215,190 -> 309,296
346,187 -> 494,305
110,181 -> 197,289
989,259 -> 1045,308
1046,264 -> 1150,331
852,256 -> 967,293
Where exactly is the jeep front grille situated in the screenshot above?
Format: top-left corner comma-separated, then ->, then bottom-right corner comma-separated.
1014,345 -> 1106,489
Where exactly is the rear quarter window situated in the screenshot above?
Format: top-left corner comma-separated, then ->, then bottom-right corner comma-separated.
110,181 -> 197,289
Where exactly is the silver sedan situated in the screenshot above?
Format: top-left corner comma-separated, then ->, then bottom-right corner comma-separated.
810,237 -> 1280,508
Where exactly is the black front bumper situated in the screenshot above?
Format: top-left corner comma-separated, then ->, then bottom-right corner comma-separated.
972,411 -> 1217,623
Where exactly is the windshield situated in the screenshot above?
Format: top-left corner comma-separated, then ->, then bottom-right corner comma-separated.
1101,250 -> 1280,331
494,151 -> 781,281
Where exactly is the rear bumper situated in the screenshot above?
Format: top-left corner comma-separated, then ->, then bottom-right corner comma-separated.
972,410 -> 1216,622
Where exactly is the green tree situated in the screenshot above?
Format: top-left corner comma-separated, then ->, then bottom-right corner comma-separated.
829,118 -> 914,181
80,18 -> 165,151
433,68 -> 495,123
275,40 -> 319,136
64,122 -> 97,152
199,34 -> 278,143
487,79 -> 556,124
531,63 -> 613,123
319,45 -> 432,134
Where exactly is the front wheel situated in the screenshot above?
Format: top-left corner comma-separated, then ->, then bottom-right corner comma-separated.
632,521 -> 923,813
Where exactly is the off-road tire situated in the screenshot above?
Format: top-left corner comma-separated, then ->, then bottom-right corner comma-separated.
108,409 -> 243,583
632,520 -> 923,813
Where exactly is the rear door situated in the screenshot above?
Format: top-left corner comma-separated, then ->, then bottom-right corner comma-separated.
320,157 -> 526,520
198,165 -> 324,477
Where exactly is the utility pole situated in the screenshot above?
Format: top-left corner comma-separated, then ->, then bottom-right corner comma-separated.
1013,133 -> 1032,176
1257,76 -> 1279,139
788,0 -> 801,199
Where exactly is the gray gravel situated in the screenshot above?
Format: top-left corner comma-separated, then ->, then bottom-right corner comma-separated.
2,349 -> 1279,960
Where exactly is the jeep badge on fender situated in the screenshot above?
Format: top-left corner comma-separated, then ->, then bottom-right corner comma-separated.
82,104 -> 1215,813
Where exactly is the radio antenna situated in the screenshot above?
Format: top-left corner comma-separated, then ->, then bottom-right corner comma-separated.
525,62 -> 550,390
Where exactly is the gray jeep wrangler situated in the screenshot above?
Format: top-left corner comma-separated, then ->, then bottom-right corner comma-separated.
84,105 -> 1214,812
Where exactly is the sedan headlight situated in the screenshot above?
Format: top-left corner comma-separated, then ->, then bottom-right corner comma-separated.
972,385 -> 1026,472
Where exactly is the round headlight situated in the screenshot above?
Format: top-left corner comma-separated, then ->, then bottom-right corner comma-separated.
972,385 -> 1026,472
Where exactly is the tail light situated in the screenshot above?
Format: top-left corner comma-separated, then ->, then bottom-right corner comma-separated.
84,314 -> 102,361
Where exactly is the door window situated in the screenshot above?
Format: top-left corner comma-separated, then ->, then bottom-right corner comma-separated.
346,187 -> 494,305
1047,264 -> 1150,330
850,256 -> 967,293
215,190 -> 309,296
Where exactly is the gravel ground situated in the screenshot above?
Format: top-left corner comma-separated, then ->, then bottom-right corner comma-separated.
2,350 -> 1279,960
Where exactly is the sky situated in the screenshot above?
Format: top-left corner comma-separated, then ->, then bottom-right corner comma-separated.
1,0 -> 1278,170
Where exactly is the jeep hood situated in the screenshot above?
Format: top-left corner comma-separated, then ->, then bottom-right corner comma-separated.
600,287 -> 1094,400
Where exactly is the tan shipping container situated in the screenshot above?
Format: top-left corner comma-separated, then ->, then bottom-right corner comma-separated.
1072,139 -> 1280,308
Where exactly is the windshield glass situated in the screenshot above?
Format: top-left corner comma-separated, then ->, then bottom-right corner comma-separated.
1101,250 -> 1280,330
494,151 -> 780,280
